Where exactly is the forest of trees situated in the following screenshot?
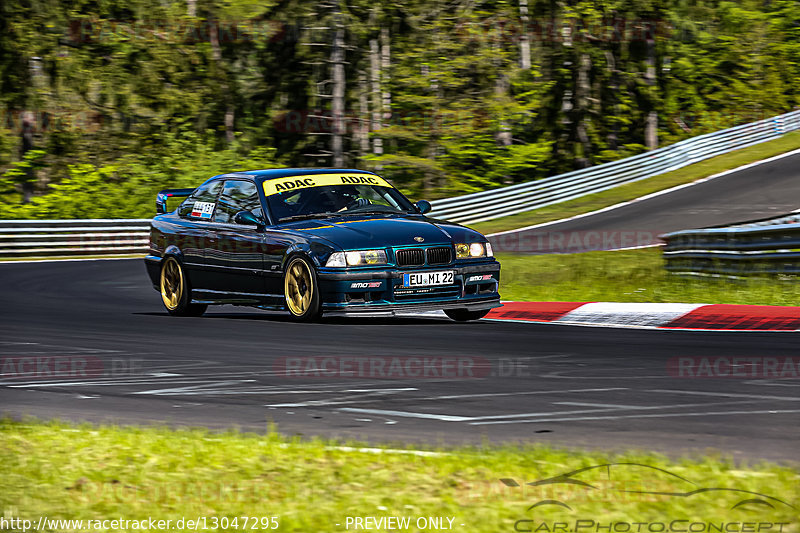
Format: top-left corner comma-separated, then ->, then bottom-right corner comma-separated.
1,0 -> 799,218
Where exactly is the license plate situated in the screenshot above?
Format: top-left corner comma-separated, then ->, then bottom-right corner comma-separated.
403,270 -> 454,287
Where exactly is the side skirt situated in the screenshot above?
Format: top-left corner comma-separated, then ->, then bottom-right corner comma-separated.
191,288 -> 283,306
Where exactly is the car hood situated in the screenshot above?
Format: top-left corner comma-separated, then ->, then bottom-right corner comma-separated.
279,214 -> 485,249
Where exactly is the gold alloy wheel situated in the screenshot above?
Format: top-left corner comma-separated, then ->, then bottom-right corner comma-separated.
285,258 -> 314,316
160,257 -> 184,311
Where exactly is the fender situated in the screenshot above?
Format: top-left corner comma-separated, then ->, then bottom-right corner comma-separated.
281,243 -> 319,270
281,239 -> 339,270
163,244 -> 185,263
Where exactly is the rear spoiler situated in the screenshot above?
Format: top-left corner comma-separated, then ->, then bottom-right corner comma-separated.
156,188 -> 194,214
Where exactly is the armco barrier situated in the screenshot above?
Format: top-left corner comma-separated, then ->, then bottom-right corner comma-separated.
661,213 -> 800,276
0,219 -> 150,257
429,110 -> 800,225
2,110 -> 800,258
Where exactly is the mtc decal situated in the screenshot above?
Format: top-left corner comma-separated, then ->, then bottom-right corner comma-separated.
350,281 -> 382,289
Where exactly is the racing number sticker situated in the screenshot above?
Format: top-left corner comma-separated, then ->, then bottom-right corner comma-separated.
191,201 -> 215,219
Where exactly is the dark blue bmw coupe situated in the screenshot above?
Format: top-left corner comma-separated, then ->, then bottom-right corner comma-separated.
144,169 -> 501,321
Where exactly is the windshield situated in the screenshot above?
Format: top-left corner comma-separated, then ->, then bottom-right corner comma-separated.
267,183 -> 416,222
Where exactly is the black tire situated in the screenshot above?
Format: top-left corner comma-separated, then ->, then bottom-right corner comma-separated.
159,256 -> 207,317
184,303 -> 208,316
284,255 -> 322,322
444,308 -> 491,322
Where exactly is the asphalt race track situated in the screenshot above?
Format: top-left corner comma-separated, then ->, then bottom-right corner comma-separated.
490,150 -> 800,252
1,259 -> 798,462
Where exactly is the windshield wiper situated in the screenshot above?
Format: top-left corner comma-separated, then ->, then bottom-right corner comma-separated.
338,209 -> 404,216
278,212 -> 338,223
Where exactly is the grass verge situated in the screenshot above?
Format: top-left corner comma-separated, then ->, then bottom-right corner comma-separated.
472,132 -> 800,236
498,248 -> 800,305
1,419 -> 797,532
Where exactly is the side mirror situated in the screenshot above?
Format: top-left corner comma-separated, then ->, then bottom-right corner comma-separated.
415,200 -> 432,215
233,210 -> 264,228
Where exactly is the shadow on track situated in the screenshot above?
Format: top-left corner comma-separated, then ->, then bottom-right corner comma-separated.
131,311 -> 479,326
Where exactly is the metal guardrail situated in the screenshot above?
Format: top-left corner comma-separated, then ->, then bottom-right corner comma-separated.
430,110 -> 800,225
0,219 -> 151,257
2,110 -> 800,258
661,213 -> 800,276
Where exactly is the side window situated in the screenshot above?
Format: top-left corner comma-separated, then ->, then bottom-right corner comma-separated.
214,180 -> 263,224
178,181 -> 223,219
358,185 -> 395,208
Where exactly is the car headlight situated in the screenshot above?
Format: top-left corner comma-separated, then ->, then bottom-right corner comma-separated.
455,242 -> 490,259
325,250 -> 388,267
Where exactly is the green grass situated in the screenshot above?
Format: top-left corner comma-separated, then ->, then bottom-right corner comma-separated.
472,132 -> 800,235
1,419 -> 797,532
499,248 -> 800,305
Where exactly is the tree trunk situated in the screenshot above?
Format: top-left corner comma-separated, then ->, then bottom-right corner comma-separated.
358,72 -> 370,155
645,110 -> 657,150
518,0 -> 531,70
644,36 -> 658,150
421,63 -> 435,196
604,50 -> 618,151
224,107 -> 235,144
574,53 -> 592,168
495,74 -> 512,147
20,114 -> 34,204
331,14 -> 346,167
210,16 -> 235,144
380,27 -> 391,124
369,37 -> 383,155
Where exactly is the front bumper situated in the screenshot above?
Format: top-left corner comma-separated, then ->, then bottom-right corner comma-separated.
317,259 -> 501,313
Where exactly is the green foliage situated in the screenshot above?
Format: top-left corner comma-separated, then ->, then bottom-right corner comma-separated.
0,128 -> 16,165
0,149 -> 46,197
1,0 -> 799,216
0,132 -> 276,219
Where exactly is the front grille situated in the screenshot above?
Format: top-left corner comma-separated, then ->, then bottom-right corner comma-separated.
396,248 -> 425,266
426,246 -> 452,265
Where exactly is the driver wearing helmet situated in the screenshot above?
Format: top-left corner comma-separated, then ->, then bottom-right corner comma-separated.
334,185 -> 369,211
